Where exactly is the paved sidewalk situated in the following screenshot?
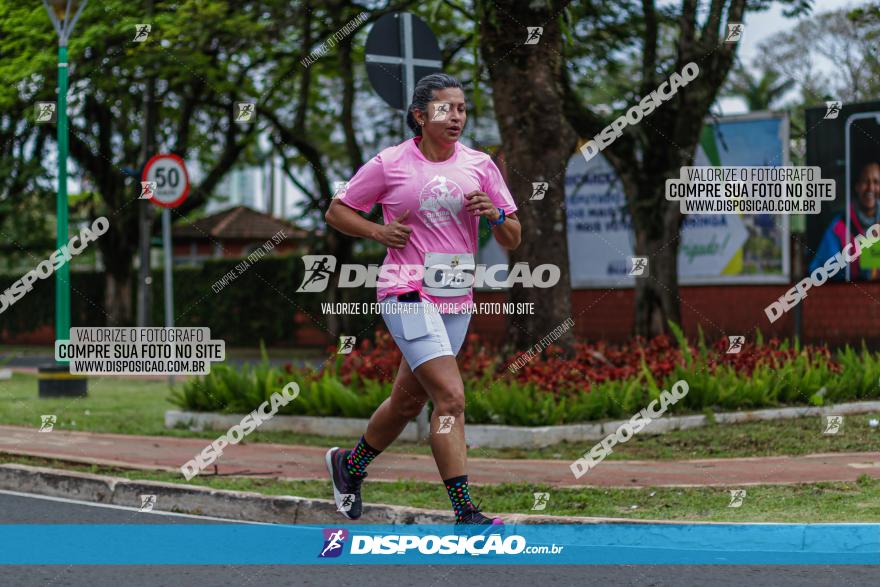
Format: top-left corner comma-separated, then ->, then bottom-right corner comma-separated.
1,425 -> 879,488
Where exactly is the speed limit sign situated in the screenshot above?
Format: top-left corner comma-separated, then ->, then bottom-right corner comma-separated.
142,153 -> 190,208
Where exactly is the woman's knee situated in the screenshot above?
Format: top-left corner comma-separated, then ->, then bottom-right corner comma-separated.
391,390 -> 427,419
431,382 -> 465,416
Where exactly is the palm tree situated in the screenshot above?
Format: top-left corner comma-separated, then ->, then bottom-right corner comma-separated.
725,63 -> 796,111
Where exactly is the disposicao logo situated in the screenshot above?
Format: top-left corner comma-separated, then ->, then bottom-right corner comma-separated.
316,529 -> 564,558
319,528 -> 348,558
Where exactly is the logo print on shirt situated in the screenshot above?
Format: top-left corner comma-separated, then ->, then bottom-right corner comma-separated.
418,175 -> 464,227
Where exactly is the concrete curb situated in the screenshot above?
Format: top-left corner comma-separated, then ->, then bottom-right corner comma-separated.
0,463 -> 685,525
166,410 -> 421,442
166,400 -> 880,449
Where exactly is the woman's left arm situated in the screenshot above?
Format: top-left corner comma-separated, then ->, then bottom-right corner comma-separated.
464,190 -> 521,250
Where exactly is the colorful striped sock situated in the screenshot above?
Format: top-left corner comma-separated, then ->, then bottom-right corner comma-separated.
443,475 -> 474,521
345,435 -> 381,478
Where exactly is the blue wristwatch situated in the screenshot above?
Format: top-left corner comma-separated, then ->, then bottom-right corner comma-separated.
488,208 -> 506,227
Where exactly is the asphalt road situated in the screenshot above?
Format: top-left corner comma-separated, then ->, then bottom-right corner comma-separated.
0,491 -> 877,586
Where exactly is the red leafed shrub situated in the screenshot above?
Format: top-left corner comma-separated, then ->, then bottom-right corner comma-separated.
503,335 -> 684,394
323,331 -> 504,385
704,336 -> 840,376
457,333 -> 503,381
331,330 -> 403,385
308,329 -> 839,393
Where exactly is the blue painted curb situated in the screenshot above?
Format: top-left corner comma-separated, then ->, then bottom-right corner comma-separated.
1,524 -> 878,565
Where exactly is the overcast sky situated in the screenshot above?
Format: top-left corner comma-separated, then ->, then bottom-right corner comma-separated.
736,0 -> 856,64
718,0 -> 864,113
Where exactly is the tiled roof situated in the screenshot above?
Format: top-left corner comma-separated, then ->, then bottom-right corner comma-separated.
172,205 -> 308,240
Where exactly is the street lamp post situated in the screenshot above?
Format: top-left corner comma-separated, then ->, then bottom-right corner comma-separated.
41,0 -> 88,357
38,0 -> 89,398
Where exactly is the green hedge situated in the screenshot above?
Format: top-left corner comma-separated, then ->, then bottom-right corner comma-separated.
0,271 -> 105,336
171,345 -> 880,426
0,253 -> 382,346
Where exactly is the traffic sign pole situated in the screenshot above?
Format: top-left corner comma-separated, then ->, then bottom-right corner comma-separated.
162,208 -> 175,387
142,153 -> 190,388
403,13 -> 427,443
401,13 -> 415,131
161,210 -> 173,328
365,12 -> 442,443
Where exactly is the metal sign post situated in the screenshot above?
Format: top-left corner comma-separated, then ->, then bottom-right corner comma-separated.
142,154 -> 190,387
162,207 -> 174,339
364,13 -> 442,442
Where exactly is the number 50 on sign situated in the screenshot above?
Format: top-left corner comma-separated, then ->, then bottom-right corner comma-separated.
142,153 -> 190,209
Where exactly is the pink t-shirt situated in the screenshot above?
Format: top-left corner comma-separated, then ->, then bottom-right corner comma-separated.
338,136 -> 518,312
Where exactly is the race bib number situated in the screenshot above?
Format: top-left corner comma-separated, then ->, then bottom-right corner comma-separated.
422,252 -> 475,297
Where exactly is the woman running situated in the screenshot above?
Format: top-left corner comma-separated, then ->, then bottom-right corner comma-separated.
323,73 -> 521,526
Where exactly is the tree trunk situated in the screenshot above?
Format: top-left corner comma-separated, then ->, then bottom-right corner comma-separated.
326,232 -> 354,337
104,271 -> 133,327
479,0 -> 578,354
99,190 -> 138,326
629,177 -> 684,338
560,0 -> 746,342
632,234 -> 681,338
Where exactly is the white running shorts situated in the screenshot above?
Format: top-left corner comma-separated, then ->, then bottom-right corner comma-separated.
379,296 -> 472,371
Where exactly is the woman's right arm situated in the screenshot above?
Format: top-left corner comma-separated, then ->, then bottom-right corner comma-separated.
325,199 -> 382,240
325,200 -> 412,249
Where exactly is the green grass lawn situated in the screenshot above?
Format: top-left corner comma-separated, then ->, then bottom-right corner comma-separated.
2,372 -> 880,462
0,345 -> 57,357
3,453 -> 879,522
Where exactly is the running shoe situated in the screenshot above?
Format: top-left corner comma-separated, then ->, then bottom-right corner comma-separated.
325,447 -> 364,520
455,501 -> 504,527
